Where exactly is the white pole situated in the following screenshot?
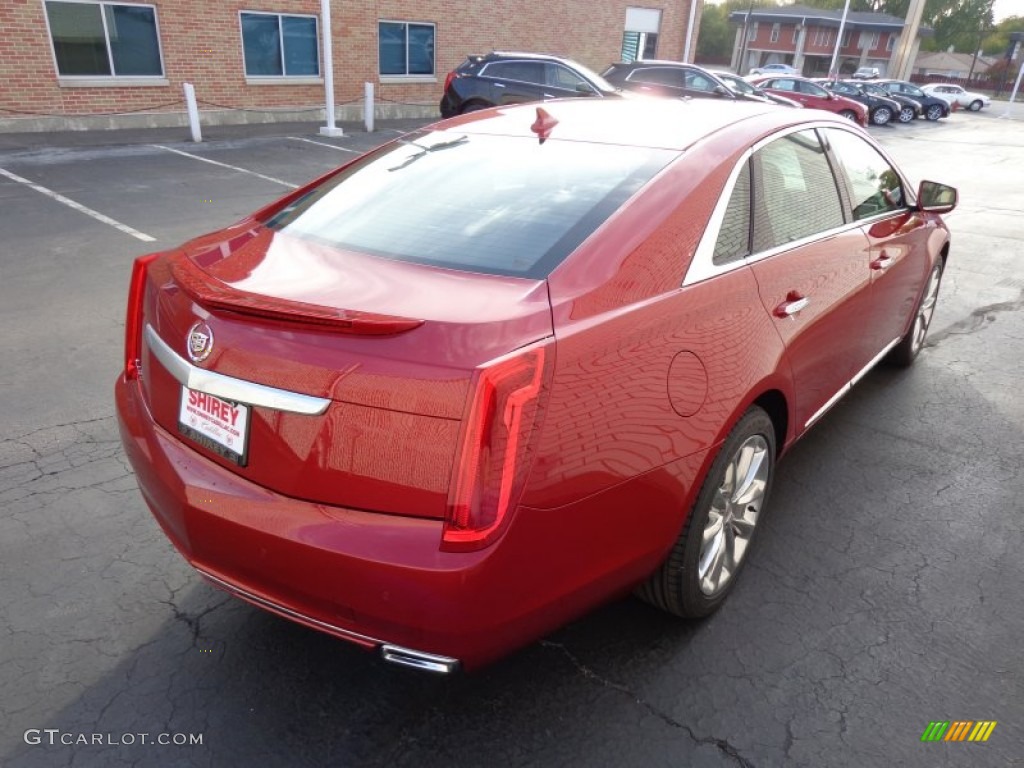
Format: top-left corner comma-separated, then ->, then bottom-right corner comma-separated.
1003,58 -> 1024,118
364,82 -> 375,133
183,82 -> 201,143
319,0 -> 344,137
828,0 -> 851,79
683,0 -> 699,63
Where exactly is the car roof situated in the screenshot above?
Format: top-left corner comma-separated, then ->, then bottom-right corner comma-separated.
437,97 -> 824,152
482,51 -> 571,63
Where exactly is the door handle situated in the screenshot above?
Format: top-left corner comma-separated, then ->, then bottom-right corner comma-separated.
543,93 -> 555,98
774,292 -> 811,317
494,83 -> 506,88
870,254 -> 894,271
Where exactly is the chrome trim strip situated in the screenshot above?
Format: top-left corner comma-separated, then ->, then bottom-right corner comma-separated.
850,335 -> 902,387
197,568 -> 461,674
380,645 -> 461,674
144,325 -> 330,415
804,335 -> 902,429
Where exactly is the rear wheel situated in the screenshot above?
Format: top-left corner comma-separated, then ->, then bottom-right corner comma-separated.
969,100 -> 983,112
925,104 -> 944,121
898,105 -> 916,123
888,261 -> 943,367
871,106 -> 893,126
636,407 -> 776,618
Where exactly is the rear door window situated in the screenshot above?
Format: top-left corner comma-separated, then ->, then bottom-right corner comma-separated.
265,132 -> 675,278
752,130 -> 845,251
483,61 -> 545,85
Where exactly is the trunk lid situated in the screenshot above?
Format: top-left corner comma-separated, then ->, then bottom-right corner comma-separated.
140,224 -> 553,519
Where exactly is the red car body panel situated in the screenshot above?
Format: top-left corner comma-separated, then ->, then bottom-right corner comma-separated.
116,98 -> 952,670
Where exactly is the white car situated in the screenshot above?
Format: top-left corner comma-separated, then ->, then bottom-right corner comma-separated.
922,83 -> 990,112
748,62 -> 799,77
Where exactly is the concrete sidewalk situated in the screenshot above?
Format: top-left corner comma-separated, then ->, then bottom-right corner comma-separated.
0,117 -> 437,152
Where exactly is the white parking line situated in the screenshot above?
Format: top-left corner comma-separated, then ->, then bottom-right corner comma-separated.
151,144 -> 299,189
0,166 -> 156,243
287,137 -> 359,153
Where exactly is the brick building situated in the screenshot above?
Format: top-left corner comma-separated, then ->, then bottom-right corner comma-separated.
727,5 -> 931,78
0,0 -> 700,132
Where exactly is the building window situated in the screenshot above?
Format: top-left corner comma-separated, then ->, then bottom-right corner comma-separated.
770,24 -> 780,43
621,31 -> 658,62
887,34 -> 898,51
44,1 -> 164,77
861,32 -> 879,50
379,21 -> 435,76
841,30 -> 852,48
749,22 -> 758,41
793,25 -> 800,44
240,12 -> 319,77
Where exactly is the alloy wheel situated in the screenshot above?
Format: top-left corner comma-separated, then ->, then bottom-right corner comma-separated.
698,435 -> 770,596
911,265 -> 942,355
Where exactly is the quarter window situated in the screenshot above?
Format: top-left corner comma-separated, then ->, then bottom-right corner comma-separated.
483,61 -> 545,84
379,21 -> 435,76
45,1 -> 163,77
241,12 -> 319,77
825,129 -> 904,220
753,131 -> 845,251
713,161 -> 751,265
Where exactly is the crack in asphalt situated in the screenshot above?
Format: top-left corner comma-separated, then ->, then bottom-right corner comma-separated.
927,288 -> 1024,347
159,598 -> 231,648
540,641 -> 757,768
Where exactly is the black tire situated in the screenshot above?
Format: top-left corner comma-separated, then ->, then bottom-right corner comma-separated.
839,109 -> 858,122
898,105 -> 915,123
459,101 -> 492,114
969,100 -> 983,112
636,406 -> 777,618
925,103 -> 944,121
888,261 -> 944,367
871,106 -> 893,126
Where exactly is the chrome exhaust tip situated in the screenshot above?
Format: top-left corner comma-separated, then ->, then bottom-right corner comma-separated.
380,644 -> 460,674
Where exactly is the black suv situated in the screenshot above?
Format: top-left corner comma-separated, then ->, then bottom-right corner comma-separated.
876,80 -> 950,121
602,60 -> 742,101
816,79 -> 902,126
439,52 -> 620,118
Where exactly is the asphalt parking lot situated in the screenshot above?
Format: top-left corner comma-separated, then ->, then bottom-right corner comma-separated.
1,105 -> 1022,767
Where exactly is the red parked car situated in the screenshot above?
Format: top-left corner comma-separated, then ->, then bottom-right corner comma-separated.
117,98 -> 956,672
749,75 -> 869,126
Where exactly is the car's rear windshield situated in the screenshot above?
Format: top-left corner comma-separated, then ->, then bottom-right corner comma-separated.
264,131 -> 674,279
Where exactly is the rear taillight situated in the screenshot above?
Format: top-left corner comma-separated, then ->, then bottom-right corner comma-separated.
443,341 -> 552,552
443,70 -> 457,93
124,254 -> 158,380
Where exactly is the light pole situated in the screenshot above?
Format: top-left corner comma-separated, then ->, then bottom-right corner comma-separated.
319,0 -> 344,137
828,0 -> 851,80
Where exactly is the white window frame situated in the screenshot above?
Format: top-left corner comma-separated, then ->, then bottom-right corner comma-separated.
42,0 -> 168,87
749,22 -> 758,42
239,10 -> 322,84
861,32 -> 880,50
841,30 -> 852,48
770,23 -> 780,43
886,34 -> 898,52
378,19 -> 437,83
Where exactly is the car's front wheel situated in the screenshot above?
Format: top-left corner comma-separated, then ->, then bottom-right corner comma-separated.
871,106 -> 893,126
969,100 -> 983,112
839,109 -> 859,122
889,261 -> 944,367
925,104 -> 944,121
898,105 -> 916,123
636,406 -> 776,618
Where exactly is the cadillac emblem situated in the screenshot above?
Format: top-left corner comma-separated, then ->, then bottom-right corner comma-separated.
187,321 -> 214,363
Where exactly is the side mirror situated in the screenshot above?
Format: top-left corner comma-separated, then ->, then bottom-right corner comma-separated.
714,84 -> 732,98
917,180 -> 957,213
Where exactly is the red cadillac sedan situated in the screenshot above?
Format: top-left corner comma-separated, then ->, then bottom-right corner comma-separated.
748,75 -> 870,126
116,98 -> 956,672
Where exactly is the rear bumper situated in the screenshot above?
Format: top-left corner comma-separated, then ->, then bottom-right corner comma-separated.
116,376 -> 689,669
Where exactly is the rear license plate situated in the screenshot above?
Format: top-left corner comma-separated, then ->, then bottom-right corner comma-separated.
178,387 -> 250,466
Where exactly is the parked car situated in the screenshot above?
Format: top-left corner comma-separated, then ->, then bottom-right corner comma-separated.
922,83 -> 990,112
748,62 -> 800,76
439,51 -> 620,117
603,60 -> 741,101
117,97 -> 956,672
710,70 -> 803,108
876,80 -> 951,120
749,75 -> 869,126
817,79 -> 902,126
859,81 -> 921,124
852,66 -> 881,80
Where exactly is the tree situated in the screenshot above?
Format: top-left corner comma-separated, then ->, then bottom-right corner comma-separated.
981,16 -> 1024,57
697,5 -> 734,62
